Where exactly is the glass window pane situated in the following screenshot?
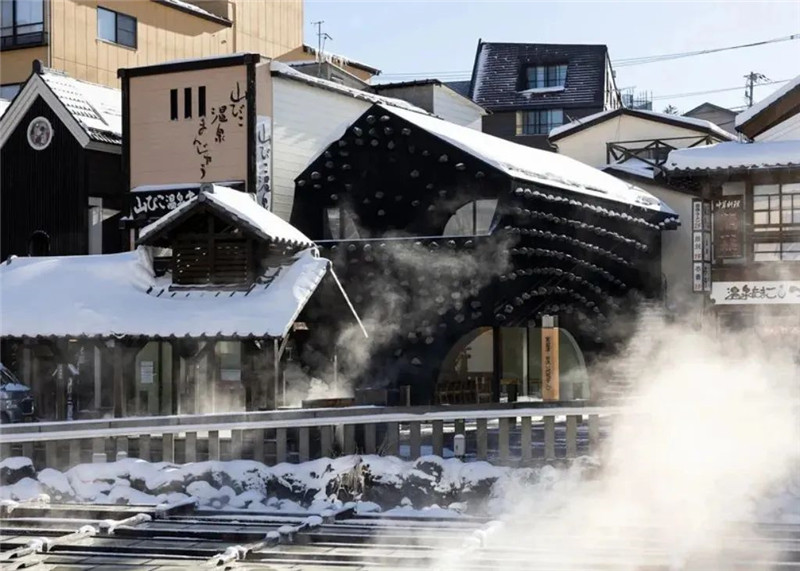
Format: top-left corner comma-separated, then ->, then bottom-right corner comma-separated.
769,211 -> 780,224
793,210 -> 800,224
753,211 -> 768,225
783,243 -> 800,260
118,13 -> 135,33
754,242 -> 779,252
16,0 -> 43,25
475,199 -> 498,234
1,0 -> 13,27
783,183 -> 800,194
97,8 -> 115,42
118,28 -> 135,47
769,195 -> 780,209
551,109 -> 563,126
782,210 -> 792,224
754,184 -> 779,196
754,252 -> 780,261
753,196 -> 769,211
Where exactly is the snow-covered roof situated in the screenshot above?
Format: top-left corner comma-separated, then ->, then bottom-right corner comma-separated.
550,108 -> 735,141
663,140 -> 800,173
0,248 -> 332,339
384,105 -> 676,215
139,185 -> 315,248
736,75 -> 800,128
297,43 -> 381,75
270,62 -> 427,115
39,70 -> 121,144
0,99 -> 10,119
603,157 -> 656,181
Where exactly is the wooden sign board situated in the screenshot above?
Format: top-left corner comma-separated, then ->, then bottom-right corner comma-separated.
541,328 -> 559,401
713,196 -> 744,259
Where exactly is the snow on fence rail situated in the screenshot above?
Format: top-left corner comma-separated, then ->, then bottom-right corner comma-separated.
0,403 -> 615,470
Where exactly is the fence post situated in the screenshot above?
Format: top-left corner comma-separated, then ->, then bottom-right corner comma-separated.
116,437 -> 129,461
69,439 -> 81,467
520,416 -> 532,463
432,420 -> 444,457
544,416 -> 556,461
566,415 -> 578,458
409,422 -> 421,459
92,438 -> 106,463
588,414 -> 600,455
298,427 -> 310,462
343,424 -> 356,456
275,427 -> 287,463
185,432 -> 197,463
384,422 -> 399,456
208,431 -> 220,461
139,435 -> 151,461
498,417 -> 510,463
476,418 -> 488,460
162,433 -> 175,463
253,429 -> 265,463
231,430 -> 243,460
320,426 -> 333,458
364,423 -> 377,455
45,441 -> 58,469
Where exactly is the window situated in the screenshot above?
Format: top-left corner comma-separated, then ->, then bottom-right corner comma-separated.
0,83 -> 20,100
443,200 -> 498,236
516,109 -> 564,136
325,207 -> 360,240
525,64 -> 567,89
97,6 -> 136,49
752,183 -> 800,261
170,89 -> 178,120
184,87 -> 192,118
1,0 -> 45,50
198,86 -> 206,117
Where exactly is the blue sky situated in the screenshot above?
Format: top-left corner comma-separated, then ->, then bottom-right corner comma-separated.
304,0 -> 800,114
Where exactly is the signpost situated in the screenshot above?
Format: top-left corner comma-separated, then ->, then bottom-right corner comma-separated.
541,315 -> 559,401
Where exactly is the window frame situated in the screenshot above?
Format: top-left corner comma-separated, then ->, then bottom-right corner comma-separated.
1,0 -> 46,51
751,181 -> 800,262
516,109 -> 564,136
97,6 -> 137,49
524,64 -> 568,90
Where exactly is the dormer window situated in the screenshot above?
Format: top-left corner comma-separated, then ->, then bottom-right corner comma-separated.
525,64 -> 567,89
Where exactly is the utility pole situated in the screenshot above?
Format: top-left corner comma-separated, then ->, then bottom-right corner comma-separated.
744,72 -> 769,107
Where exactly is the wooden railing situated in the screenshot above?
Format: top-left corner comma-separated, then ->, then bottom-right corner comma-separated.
0,403 -> 615,470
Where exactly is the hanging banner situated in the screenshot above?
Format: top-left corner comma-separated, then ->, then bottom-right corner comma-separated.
713,196 -> 745,259
541,328 -> 560,401
691,199 -> 712,292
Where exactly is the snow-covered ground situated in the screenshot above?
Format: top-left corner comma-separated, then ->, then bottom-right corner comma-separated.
1,454 -> 798,524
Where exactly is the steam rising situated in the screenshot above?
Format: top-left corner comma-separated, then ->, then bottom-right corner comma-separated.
423,314 -> 800,569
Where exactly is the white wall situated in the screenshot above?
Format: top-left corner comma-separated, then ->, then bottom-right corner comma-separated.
555,115 -> 718,167
755,112 -> 800,142
272,78 -> 372,221
432,86 -> 484,130
634,181 -> 704,320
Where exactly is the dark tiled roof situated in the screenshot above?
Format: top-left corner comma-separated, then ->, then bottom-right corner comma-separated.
471,42 -> 609,111
445,80 -> 471,98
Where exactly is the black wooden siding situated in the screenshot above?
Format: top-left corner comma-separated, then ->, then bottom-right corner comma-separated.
1,96 -> 124,261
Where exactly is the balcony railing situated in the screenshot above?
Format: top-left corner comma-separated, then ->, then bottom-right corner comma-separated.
606,135 -> 718,169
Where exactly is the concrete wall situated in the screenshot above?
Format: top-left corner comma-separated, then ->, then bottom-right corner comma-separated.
554,114 -> 719,167
272,77 -> 371,221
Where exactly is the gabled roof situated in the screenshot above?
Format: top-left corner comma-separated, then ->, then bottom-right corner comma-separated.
735,75 -> 800,137
663,140 -> 800,173
138,185 -> 315,248
0,247 -> 349,339
0,65 -> 121,152
469,42 -> 610,111
684,101 -> 737,117
295,44 -> 381,76
549,107 -> 736,141
380,105 -> 676,217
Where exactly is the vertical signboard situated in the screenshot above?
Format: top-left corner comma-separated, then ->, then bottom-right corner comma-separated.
541,327 -> 560,401
254,61 -> 274,211
255,116 -> 272,210
712,196 -> 745,259
691,199 -> 712,292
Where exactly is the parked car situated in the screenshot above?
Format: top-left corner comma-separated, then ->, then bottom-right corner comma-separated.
0,363 -> 36,423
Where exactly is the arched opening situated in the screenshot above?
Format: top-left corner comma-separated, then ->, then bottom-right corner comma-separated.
436,324 -> 589,403
28,230 -> 50,256
442,199 -> 498,236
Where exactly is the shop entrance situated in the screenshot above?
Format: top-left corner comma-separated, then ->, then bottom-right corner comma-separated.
436,325 -> 589,404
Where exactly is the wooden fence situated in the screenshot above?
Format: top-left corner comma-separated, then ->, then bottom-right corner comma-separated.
0,402 -> 615,470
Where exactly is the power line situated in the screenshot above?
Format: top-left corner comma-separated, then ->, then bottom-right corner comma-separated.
651,79 -> 789,101
376,33 -> 800,80
613,33 -> 799,67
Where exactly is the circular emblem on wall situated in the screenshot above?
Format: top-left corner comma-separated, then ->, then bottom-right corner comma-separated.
27,116 -> 53,151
